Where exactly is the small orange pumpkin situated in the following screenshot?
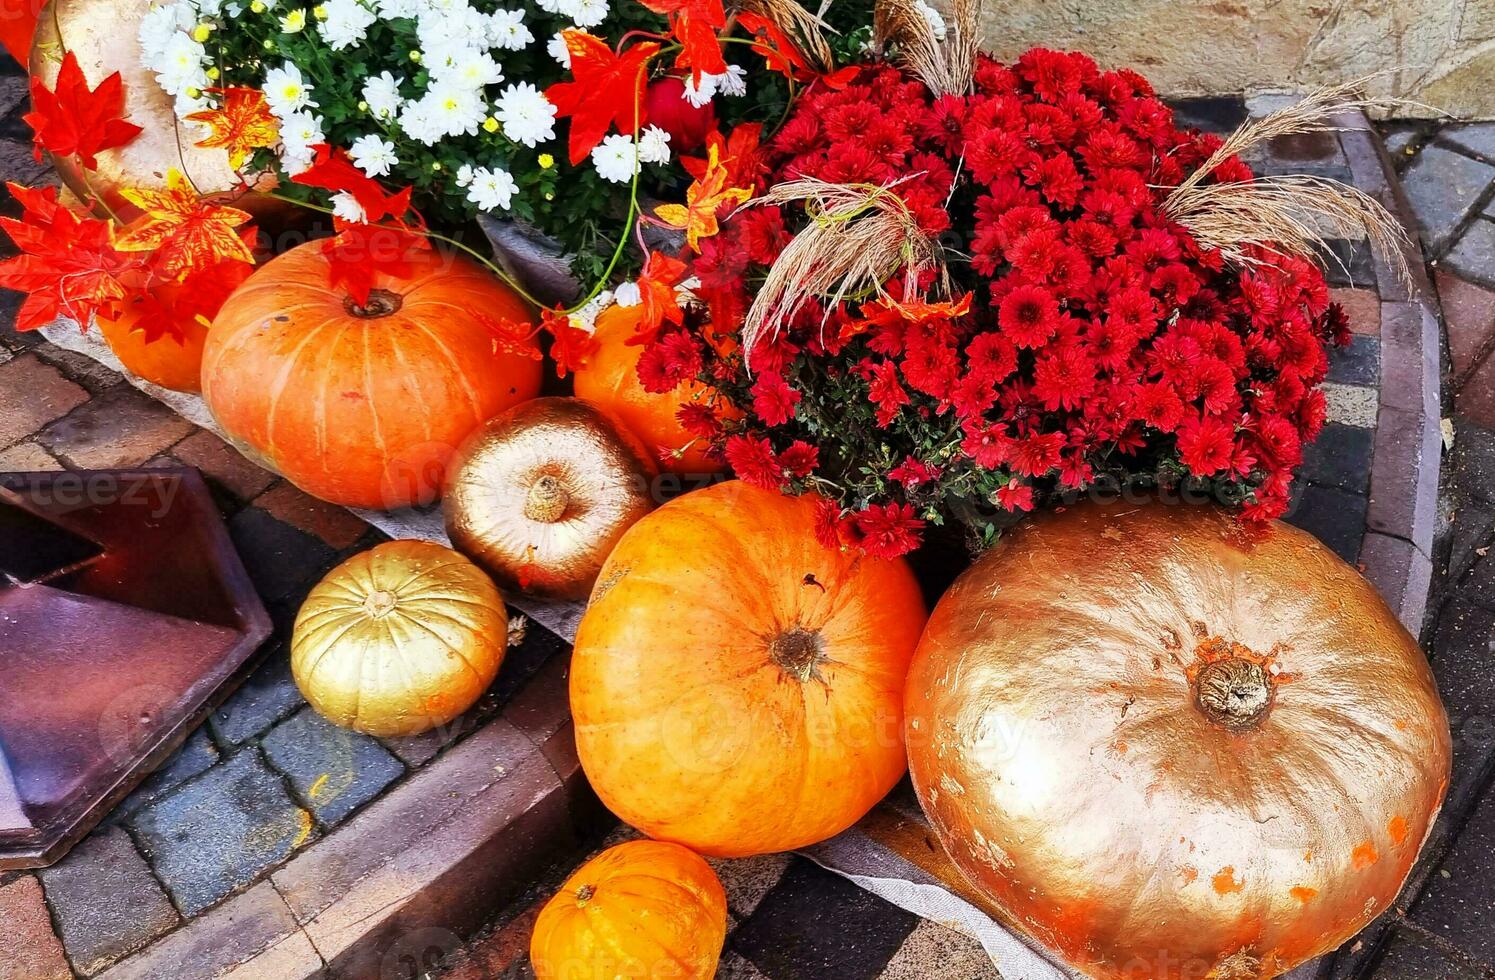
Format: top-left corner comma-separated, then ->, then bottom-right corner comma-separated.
97,307 -> 210,393
530,840 -> 727,980
572,480 -> 926,857
203,241 -> 542,509
572,304 -> 736,478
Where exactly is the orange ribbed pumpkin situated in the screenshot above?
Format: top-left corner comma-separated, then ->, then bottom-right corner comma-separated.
202,242 -> 541,508
530,840 -> 728,980
572,480 -> 926,857
572,305 -> 735,478
97,307 -> 210,393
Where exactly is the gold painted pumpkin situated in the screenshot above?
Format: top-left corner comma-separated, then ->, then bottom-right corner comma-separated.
530,840 -> 727,980
572,480 -> 927,857
291,540 -> 509,737
905,499 -> 1451,980
445,397 -> 657,601
30,0 -> 285,224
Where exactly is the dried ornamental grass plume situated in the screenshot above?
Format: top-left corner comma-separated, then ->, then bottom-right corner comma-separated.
740,176 -> 949,357
874,0 -> 982,96
734,0 -> 836,73
1163,75 -> 1426,285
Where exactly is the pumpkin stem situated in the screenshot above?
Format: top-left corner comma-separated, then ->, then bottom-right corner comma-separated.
524,475 -> 570,523
344,288 -> 404,319
1194,657 -> 1273,731
770,626 -> 827,684
363,589 -> 398,619
575,884 -> 596,906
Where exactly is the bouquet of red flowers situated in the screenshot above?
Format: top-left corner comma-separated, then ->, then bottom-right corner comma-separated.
631,23 -> 1398,558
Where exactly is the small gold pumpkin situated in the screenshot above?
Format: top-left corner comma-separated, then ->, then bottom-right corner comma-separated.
290,540 -> 508,736
444,397 -> 657,601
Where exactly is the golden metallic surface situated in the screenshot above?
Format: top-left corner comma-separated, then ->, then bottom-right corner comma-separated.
30,0 -> 282,221
445,398 -> 657,601
904,499 -> 1452,980
291,540 -> 509,737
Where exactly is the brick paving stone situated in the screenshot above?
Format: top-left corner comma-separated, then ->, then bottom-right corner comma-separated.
35,383 -> 194,468
1426,600 -> 1495,816
1408,780 -> 1495,964
1381,124 -> 1425,164
707,853 -> 793,921
1371,926 -> 1490,979
169,428 -> 276,503
0,73 -> 27,118
1266,129 -> 1346,164
1357,532 -> 1433,637
438,900 -> 544,980
1286,483 -> 1367,563
1167,95 -> 1248,134
1331,287 -> 1383,336
1449,500 -> 1495,583
1329,335 -> 1381,386
37,825 -> 180,974
1401,146 -> 1495,254
227,504 -> 338,602
0,439 -> 63,470
1320,237 -> 1377,288
1452,421 -> 1495,507
209,643 -> 306,746
0,352 -> 89,448
131,747 -> 313,917
114,726 -> 220,819
95,881 -> 324,980
33,344 -> 123,394
1301,422 -> 1374,493
0,875 -> 73,980
1457,354 -> 1495,431
1444,219 -> 1495,290
1439,123 -> 1495,163
877,920 -> 1000,980
730,857 -> 919,980
261,707 -> 406,827
1436,270 -> 1495,382
0,137 -> 52,186
253,480 -> 370,550
1366,405 -> 1441,554
1323,382 -> 1378,427
1379,302 -> 1440,418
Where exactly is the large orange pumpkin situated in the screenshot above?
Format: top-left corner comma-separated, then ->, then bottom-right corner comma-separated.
572,304 -> 735,478
905,499 -> 1452,980
530,840 -> 728,980
572,480 -> 926,857
202,241 -> 541,509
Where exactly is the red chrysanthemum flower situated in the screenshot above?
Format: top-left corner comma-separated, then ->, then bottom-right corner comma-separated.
998,283 -> 1059,348
853,501 -> 925,559
1176,414 -> 1235,476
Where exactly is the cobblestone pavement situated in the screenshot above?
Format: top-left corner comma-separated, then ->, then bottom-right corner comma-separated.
0,40 -> 1489,978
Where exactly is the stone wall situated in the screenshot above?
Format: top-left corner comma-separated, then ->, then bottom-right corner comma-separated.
979,0 -> 1495,119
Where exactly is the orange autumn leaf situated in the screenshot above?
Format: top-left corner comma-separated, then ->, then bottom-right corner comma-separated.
186,87 -> 280,170
115,169 -> 256,279
653,144 -> 751,252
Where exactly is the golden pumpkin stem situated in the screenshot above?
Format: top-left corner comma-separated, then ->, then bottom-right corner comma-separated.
1194,658 -> 1273,731
575,884 -> 596,906
524,475 -> 570,523
363,589 -> 398,619
344,288 -> 404,319
770,626 -> 827,684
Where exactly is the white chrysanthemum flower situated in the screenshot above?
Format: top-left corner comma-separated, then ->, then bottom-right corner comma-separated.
139,4 -> 193,64
278,110 -> 325,173
681,73 -> 715,108
465,167 -> 518,211
415,3 -> 488,51
455,163 -> 476,186
915,0 -> 946,41
486,8 -> 532,50
195,0 -> 225,15
279,8 -> 306,31
427,46 -> 503,89
494,82 -> 556,147
568,290 -> 612,332
399,82 -> 485,143
348,134 -> 399,176
535,0 -> 566,12
153,32 -> 209,97
330,191 -> 367,223
638,124 -> 671,165
174,88 -> 212,118
362,71 -> 405,120
318,0 -> 376,48
547,31 -> 571,68
567,0 -> 606,27
263,61 -> 318,116
374,0 -> 421,17
717,64 -> 748,97
591,133 -> 637,183
613,282 -> 641,307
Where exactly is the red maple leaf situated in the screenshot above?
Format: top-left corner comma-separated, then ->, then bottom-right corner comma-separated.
639,0 -> 726,82
24,51 -> 142,170
0,182 -> 140,331
321,223 -> 432,306
737,12 -> 812,80
630,251 -> 688,339
292,145 -> 417,227
541,306 -> 599,378
545,31 -> 660,165
476,315 -> 544,361
112,258 -> 256,344
682,123 -> 765,187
